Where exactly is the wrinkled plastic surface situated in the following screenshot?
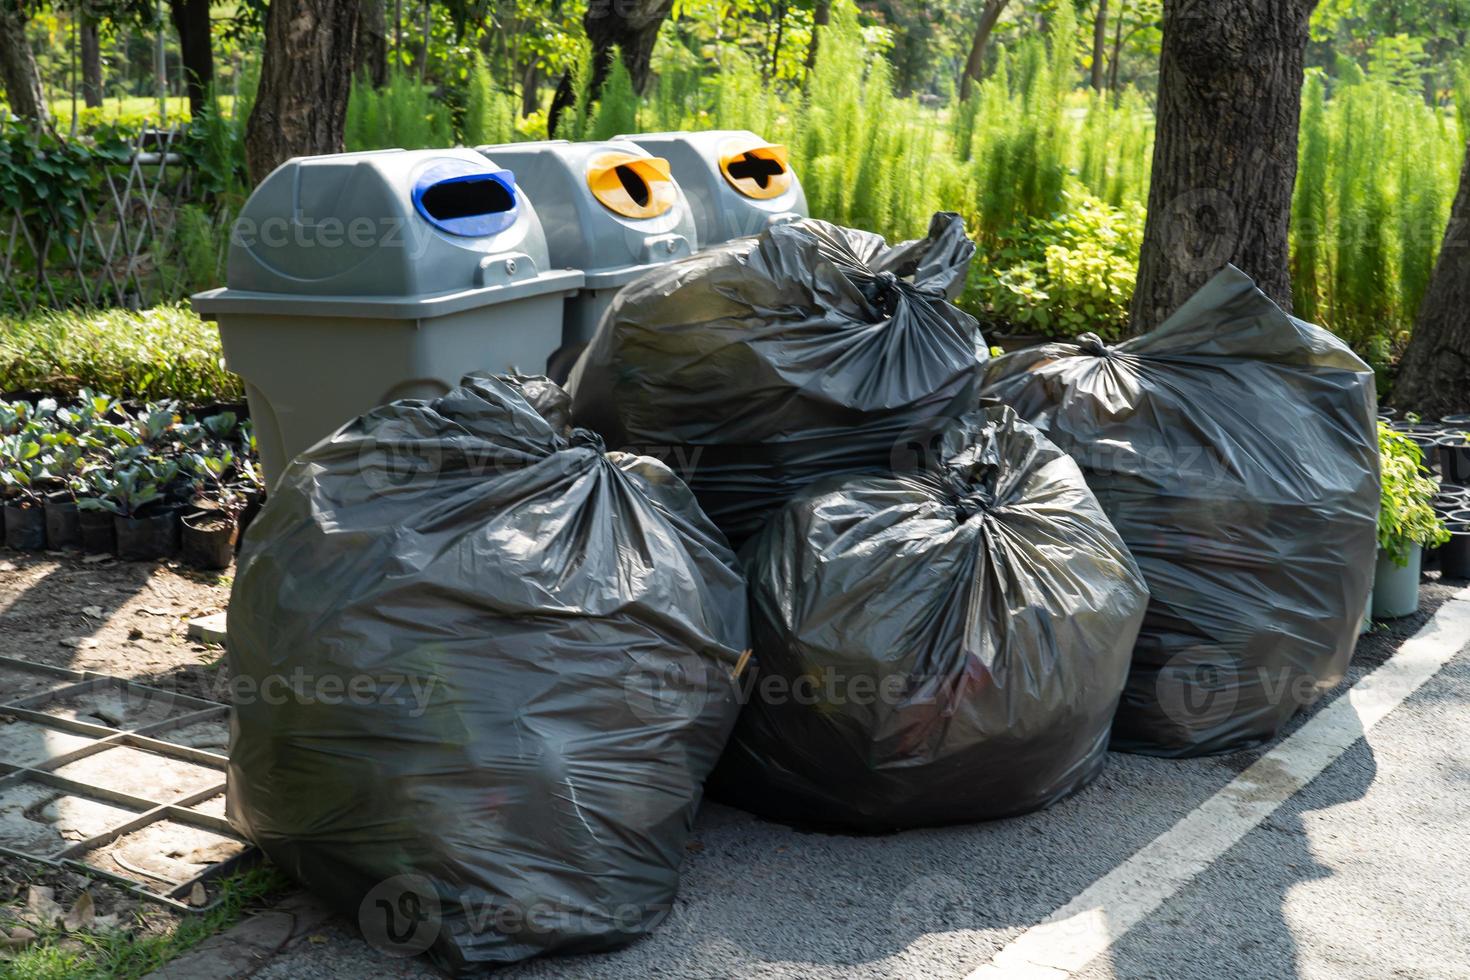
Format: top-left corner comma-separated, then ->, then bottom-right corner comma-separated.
708,406 -> 1149,831
568,212 -> 985,548
226,376 -> 748,973
980,267 -> 1379,757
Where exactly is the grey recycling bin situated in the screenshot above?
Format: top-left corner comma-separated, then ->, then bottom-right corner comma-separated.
476,139 -> 697,381
192,147 -> 582,489
621,130 -> 808,246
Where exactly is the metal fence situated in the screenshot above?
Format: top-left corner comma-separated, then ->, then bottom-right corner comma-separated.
1,126 -> 209,316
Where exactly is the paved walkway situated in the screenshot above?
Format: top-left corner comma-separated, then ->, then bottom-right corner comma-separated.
155,580 -> 1470,980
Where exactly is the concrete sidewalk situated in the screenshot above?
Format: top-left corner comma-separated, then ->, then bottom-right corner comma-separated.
154,580 -> 1470,980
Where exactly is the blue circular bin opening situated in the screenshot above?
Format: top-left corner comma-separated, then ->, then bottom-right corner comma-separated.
412,164 -> 520,237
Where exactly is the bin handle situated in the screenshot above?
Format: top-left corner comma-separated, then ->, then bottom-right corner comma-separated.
719,142 -> 793,200
586,152 -> 678,220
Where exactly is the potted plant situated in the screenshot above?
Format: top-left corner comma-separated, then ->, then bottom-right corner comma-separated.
0,433 -> 50,551
181,449 -> 244,569
1442,508 -> 1470,580
89,461 -> 182,561
75,470 -> 119,555
1438,430 -> 1470,484
1374,423 -> 1450,619
40,441 -> 86,550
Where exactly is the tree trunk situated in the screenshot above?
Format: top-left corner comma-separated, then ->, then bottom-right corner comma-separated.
80,17 -> 103,108
1393,141 -> 1470,416
583,0 -> 676,96
417,0 -> 429,82
245,0 -> 360,187
169,0 -> 214,117
806,0 -> 830,70
1091,0 -> 1109,92
355,0 -> 388,86
1108,1 -> 1127,94
0,5 -> 49,124
958,0 -> 1008,103
1128,0 -> 1318,334
520,59 -> 540,118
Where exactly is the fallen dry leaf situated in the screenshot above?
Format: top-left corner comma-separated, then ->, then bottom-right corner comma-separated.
58,637 -> 99,650
62,892 -> 95,932
81,606 -> 104,619
2,926 -> 37,949
23,886 -> 62,928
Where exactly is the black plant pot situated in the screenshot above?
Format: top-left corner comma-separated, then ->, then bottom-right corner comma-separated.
181,510 -> 237,570
78,507 -> 117,555
1441,529 -> 1470,579
235,489 -> 265,555
114,508 -> 181,562
43,495 -> 81,550
3,501 -> 47,551
1438,439 -> 1470,484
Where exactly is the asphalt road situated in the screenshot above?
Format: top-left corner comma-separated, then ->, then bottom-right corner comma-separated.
230,578 -> 1470,980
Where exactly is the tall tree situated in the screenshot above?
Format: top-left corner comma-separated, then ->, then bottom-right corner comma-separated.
355,0 -> 388,87
245,0 -> 360,186
549,0 -> 674,136
0,2 -> 50,124
958,0 -> 1009,102
1091,0 -> 1109,91
80,15 -> 103,108
168,0 -> 214,116
584,0 -> 675,95
1129,0 -> 1319,333
1393,141 -> 1470,416
806,0 -> 830,70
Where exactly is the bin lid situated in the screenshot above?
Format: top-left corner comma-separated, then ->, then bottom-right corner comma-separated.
476,140 -> 697,276
718,140 -> 793,200
216,148 -> 560,302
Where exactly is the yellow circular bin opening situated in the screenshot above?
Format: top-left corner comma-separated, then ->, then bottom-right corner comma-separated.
718,141 -> 793,200
586,152 -> 678,219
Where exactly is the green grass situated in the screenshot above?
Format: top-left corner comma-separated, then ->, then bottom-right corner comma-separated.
0,305 -> 242,404
44,96 -> 238,129
2,866 -> 289,980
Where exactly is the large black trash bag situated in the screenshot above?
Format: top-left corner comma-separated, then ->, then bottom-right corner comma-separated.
708,406 -> 1149,831
568,211 -> 986,549
226,376 -> 748,973
980,266 -> 1379,757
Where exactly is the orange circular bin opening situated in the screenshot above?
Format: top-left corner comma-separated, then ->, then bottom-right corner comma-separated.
718,141 -> 793,200
586,152 -> 678,219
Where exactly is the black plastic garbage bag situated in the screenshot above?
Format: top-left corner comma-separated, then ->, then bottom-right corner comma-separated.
980,266 -> 1379,757
708,406 -> 1149,831
226,376 -> 748,973
568,211 -> 986,548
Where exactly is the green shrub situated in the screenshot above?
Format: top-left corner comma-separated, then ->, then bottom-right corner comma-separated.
0,305 -> 241,404
965,191 -> 1145,340
462,51 -> 516,146
1377,422 -> 1449,566
345,70 -> 454,152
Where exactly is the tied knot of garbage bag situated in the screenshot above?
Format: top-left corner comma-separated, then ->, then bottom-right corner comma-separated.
941,472 -> 995,520
1077,333 -> 1112,357
569,427 -> 606,453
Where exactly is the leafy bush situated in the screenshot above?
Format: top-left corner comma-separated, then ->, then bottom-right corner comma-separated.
1377,422 -> 1449,566
0,305 -> 241,404
462,51 -> 516,146
965,192 -> 1145,339
345,70 -> 454,152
